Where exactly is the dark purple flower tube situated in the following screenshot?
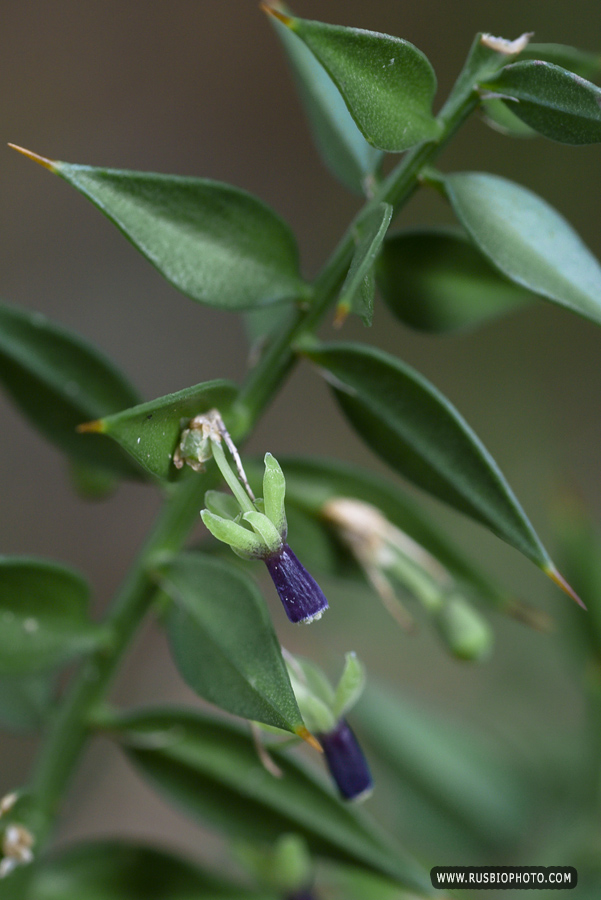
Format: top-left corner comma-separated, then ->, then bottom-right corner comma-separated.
318,718 -> 373,802
264,543 -> 328,624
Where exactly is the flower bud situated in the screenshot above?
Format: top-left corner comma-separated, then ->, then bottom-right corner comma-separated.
265,545 -> 328,624
318,718 -> 373,802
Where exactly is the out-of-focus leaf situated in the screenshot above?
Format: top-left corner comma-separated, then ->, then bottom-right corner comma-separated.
0,558 -> 105,675
162,553 -> 305,736
67,459 -> 119,500
319,861 -> 423,900
270,16 -> 383,193
265,10 -> 441,152
444,172 -> 601,327
11,148 -> 306,311
377,227 -> 531,332
85,380 -> 238,481
356,684 -> 530,853
0,672 -> 54,732
0,301 -> 142,479
111,707 -> 432,892
481,62 -> 601,144
305,343 -> 555,574
28,841 -> 267,900
337,204 -> 392,326
521,43 -> 601,80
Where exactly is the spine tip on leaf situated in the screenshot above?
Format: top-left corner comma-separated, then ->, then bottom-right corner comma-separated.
260,3 -> 293,26
8,144 -> 56,172
76,419 -> 105,434
295,725 -> 323,753
546,565 -> 587,610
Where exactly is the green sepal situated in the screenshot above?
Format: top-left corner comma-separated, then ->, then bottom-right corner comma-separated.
262,453 -> 287,538
201,510 -> 264,558
242,511 -> 283,555
203,490 -> 241,520
332,652 -> 366,720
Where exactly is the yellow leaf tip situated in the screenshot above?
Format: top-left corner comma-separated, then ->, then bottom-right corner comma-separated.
295,725 -> 323,753
8,143 -> 57,172
546,565 -> 587,610
333,304 -> 350,329
260,3 -> 293,26
76,419 -> 105,434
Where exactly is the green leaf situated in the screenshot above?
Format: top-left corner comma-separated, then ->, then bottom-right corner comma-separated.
332,653 -> 366,720
481,61 -> 601,144
377,227 -> 531,332
356,684 -> 530,853
521,43 -> 601,81
444,172 -> 601,328
267,11 -> 441,152
270,16 -> 383,193
13,147 -> 305,311
0,558 -> 105,675
162,553 -> 306,736
0,301 -> 143,479
0,672 -> 54,732
337,204 -> 393,326
89,380 -> 238,481
111,707 -> 432,892
29,841 -> 265,900
304,342 -> 554,573
67,459 -> 119,500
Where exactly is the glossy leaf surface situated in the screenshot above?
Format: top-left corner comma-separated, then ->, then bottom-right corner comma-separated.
17,150 -> 305,310
90,380 -> 238,481
270,12 -> 441,152
377,227 -> 531,332
481,61 -> 601,144
163,553 -> 304,735
270,17 -> 383,193
0,302 -> 142,478
0,558 -> 104,674
306,343 -> 552,570
337,204 -> 393,325
29,841 -> 265,900
445,172 -> 601,327
113,707 -> 430,891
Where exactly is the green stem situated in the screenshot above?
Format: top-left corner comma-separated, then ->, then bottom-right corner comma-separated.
210,438 -> 256,514
26,53 -> 485,848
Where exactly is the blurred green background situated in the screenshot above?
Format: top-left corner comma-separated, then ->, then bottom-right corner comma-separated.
1,0 -> 600,883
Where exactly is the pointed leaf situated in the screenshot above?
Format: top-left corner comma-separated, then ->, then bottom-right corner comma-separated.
30,841 -> 265,900
305,342 -> 553,571
377,227 -> 531,332
111,707 -> 432,892
267,11 -> 441,152
444,172 -> 601,327
0,301 -> 143,478
332,653 -> 366,720
162,554 -> 305,735
87,380 -> 238,481
481,97 -> 537,138
14,149 -> 305,311
0,558 -> 105,674
337,204 -> 393,326
270,16 -> 383,193
481,61 -> 601,144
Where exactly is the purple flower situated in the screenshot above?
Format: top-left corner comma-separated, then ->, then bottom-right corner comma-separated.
318,718 -> 373,801
264,544 -> 328,624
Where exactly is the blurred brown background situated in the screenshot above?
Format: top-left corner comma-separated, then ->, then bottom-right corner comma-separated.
1,0 -> 600,870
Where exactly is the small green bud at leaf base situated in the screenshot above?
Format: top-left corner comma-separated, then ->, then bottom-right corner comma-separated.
263,452 -> 287,538
235,834 -> 313,895
435,595 -> 493,661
